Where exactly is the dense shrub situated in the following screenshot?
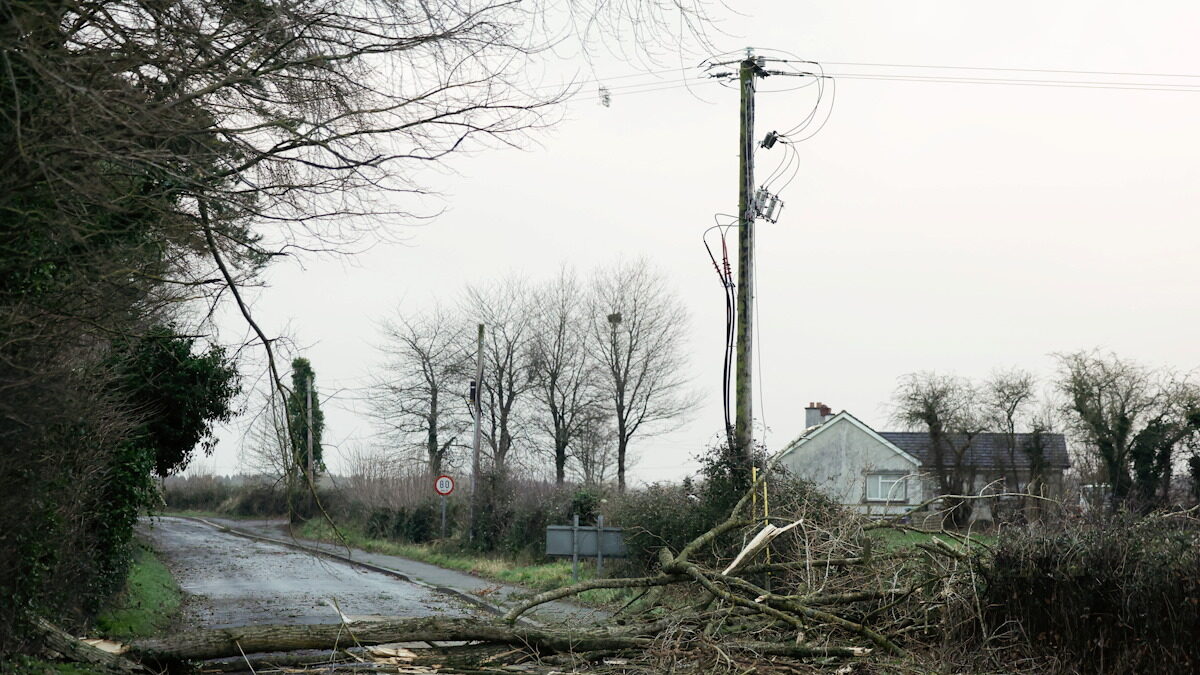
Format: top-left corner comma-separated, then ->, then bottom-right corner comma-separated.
224,486 -> 293,517
162,475 -> 236,511
610,481 -> 711,573
610,472 -> 844,574
1,326 -> 235,650
161,478 -> 295,518
468,475 -> 580,558
979,515 -> 1200,673
348,477 -> 598,559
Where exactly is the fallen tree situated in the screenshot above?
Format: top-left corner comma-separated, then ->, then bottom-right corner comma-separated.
55,473 -> 1005,672
124,615 -> 868,665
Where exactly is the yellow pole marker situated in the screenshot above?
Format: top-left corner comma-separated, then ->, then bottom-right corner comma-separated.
751,466 -> 759,520
763,469 -> 771,567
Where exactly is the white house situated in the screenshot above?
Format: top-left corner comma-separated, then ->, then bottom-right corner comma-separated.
774,402 -> 1070,521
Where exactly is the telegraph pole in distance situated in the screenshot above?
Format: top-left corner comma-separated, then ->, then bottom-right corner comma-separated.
306,375 -> 314,514
734,49 -> 762,466
469,323 -> 484,541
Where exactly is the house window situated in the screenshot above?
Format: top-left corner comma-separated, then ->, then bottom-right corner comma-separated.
866,473 -> 908,502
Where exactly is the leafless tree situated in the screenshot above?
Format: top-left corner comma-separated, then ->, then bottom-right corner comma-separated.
369,306 -> 470,478
982,369 -> 1037,492
569,416 -> 620,486
1055,350 -> 1200,510
892,372 -> 986,527
3,0 -> 724,465
242,392 -> 294,486
589,259 -> 696,492
528,268 -> 602,485
462,277 -> 536,474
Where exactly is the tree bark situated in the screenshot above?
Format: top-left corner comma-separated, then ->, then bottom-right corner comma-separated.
127,617 -> 654,664
32,618 -> 145,673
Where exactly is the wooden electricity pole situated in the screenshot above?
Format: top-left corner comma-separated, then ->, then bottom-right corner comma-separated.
306,374 -> 314,513
469,323 -> 484,540
734,49 -> 761,464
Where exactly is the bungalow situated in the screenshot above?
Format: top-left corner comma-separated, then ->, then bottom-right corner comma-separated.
774,402 -> 1070,521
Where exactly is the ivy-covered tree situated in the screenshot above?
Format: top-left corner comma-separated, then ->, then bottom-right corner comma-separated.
1056,351 -> 1200,511
286,358 -> 326,484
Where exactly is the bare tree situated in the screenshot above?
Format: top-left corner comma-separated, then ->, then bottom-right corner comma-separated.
242,392 -> 294,492
1055,350 -> 1200,510
892,372 -> 986,527
370,306 -> 469,478
983,369 -> 1038,493
463,278 -> 536,474
589,259 -> 696,492
569,417 -> 620,487
528,268 -> 601,485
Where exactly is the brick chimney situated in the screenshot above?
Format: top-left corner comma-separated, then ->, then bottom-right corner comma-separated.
805,401 -> 834,428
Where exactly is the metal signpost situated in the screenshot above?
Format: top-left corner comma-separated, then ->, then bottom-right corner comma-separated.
434,475 -> 454,538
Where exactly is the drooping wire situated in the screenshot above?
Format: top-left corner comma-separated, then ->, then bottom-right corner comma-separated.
785,77 -> 837,143
703,215 -> 738,443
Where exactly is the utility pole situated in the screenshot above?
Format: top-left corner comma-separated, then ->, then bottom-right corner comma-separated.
306,374 -> 314,514
734,48 -> 762,465
469,323 -> 484,540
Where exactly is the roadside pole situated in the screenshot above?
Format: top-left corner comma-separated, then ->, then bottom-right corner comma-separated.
306,375 -> 314,515
571,514 -> 580,582
469,324 -> 484,541
733,49 -> 759,467
596,514 -> 605,577
434,475 -> 454,539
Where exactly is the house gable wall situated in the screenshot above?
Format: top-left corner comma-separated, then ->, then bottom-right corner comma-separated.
777,417 -> 923,515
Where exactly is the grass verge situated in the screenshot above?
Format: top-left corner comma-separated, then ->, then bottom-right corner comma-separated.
297,519 -> 634,606
92,541 -> 181,640
870,528 -> 995,551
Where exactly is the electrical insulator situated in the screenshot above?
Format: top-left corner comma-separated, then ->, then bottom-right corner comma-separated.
753,187 -> 784,223
763,195 -> 784,223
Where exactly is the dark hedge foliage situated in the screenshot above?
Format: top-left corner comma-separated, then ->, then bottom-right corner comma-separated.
980,515 -> 1200,674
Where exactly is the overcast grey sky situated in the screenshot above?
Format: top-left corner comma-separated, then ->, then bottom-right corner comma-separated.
203,1 -> 1200,483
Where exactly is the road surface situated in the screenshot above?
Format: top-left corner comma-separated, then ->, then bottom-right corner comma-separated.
140,517 -> 476,629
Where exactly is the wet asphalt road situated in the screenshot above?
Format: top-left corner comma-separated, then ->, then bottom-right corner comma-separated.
140,517 -> 475,629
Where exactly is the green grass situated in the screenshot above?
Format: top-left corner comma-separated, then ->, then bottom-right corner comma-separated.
92,541 -> 181,640
297,520 -> 633,606
869,527 -> 995,551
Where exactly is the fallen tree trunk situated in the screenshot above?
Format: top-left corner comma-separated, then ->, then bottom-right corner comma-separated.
127,617 -> 655,663
126,617 -> 872,668
31,618 -> 144,673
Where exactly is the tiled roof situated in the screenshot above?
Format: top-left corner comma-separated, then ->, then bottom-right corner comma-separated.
878,432 -> 1070,470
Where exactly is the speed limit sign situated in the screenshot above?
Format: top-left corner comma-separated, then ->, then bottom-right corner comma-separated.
434,475 -> 455,496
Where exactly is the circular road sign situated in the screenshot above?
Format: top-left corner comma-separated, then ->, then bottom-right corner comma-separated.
434,475 -> 455,496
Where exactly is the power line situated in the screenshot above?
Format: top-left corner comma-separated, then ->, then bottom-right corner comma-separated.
571,77 -> 720,102
822,60 -> 1200,81
823,71 -> 1200,93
